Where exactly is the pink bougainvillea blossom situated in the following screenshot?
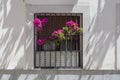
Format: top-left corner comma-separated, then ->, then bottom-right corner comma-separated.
52,29 -> 63,37
42,17 -> 49,25
33,18 -> 49,31
66,20 -> 78,27
58,29 -> 63,33
51,29 -> 65,43
72,27 -> 80,31
52,30 -> 58,37
33,18 -> 43,31
33,18 -> 42,26
75,27 -> 79,31
37,39 -> 44,45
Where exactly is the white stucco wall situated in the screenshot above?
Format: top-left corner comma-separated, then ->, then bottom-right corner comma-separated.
87,0 -> 120,69
0,0 -> 120,70
0,0 -> 26,69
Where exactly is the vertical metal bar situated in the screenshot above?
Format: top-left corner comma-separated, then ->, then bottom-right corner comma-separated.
60,43 -> 61,67
70,34 -> 73,67
39,47 -> 41,67
78,14 -> 81,68
80,13 -> 83,68
65,34 -> 68,67
34,14 -> 37,68
76,34 -> 78,67
75,14 -> 78,68
43,14 -> 46,68
54,13 -> 57,68
70,14 -> 73,68
39,14 -> 43,68
49,14 -> 51,67
44,49 -> 46,67
59,14 -> 62,67
50,48 -> 51,67
65,15 -> 68,67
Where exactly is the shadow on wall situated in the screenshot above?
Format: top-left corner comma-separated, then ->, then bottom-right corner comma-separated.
0,74 -> 104,80
0,74 -> 100,80
0,72 -> 120,80
0,0 -> 26,69
0,73 -> 56,80
85,0 -> 118,69
116,3 -> 120,68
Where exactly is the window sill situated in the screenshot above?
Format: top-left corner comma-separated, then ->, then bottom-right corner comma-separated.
0,69 -> 119,75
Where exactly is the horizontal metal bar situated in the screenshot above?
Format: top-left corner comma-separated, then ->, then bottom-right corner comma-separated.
34,13 -> 82,16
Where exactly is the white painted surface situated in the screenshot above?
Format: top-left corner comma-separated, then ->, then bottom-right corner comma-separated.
116,3 -> 120,69
25,0 -> 78,5
86,0 -> 118,69
0,70 -> 120,80
0,0 -> 26,69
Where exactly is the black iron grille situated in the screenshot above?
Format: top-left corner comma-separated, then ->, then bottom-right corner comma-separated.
34,13 -> 83,69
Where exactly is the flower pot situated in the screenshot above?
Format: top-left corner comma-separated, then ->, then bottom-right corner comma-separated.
42,41 -> 56,51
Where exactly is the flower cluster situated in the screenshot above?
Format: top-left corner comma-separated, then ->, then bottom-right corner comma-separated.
33,18 -> 48,31
66,20 -> 78,27
52,29 -> 65,41
33,18 -> 83,46
37,37 -> 51,46
63,20 -> 83,34
51,29 -> 66,46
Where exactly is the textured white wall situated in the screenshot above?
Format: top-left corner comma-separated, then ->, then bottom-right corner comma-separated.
86,0 -> 120,69
116,3 -> 120,69
0,0 -> 26,69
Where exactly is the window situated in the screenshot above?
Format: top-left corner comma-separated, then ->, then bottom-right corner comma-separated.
34,13 -> 83,68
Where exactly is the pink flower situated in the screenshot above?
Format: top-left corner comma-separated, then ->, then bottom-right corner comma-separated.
52,30 -> 58,36
58,29 -> 63,33
72,27 -> 80,31
37,39 -> 44,45
66,20 -> 74,27
52,29 -> 63,37
75,27 -> 79,31
42,18 -> 48,25
33,18 -> 43,31
74,23 -> 78,27
33,18 -> 42,26
66,20 -> 78,27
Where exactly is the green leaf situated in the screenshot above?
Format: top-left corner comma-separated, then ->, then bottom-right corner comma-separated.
63,27 -> 69,33
58,33 -> 65,41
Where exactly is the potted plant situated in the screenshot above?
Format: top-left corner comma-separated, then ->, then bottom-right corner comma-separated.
33,17 -> 83,50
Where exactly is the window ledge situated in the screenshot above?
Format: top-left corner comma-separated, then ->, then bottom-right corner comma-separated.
0,69 -> 120,75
